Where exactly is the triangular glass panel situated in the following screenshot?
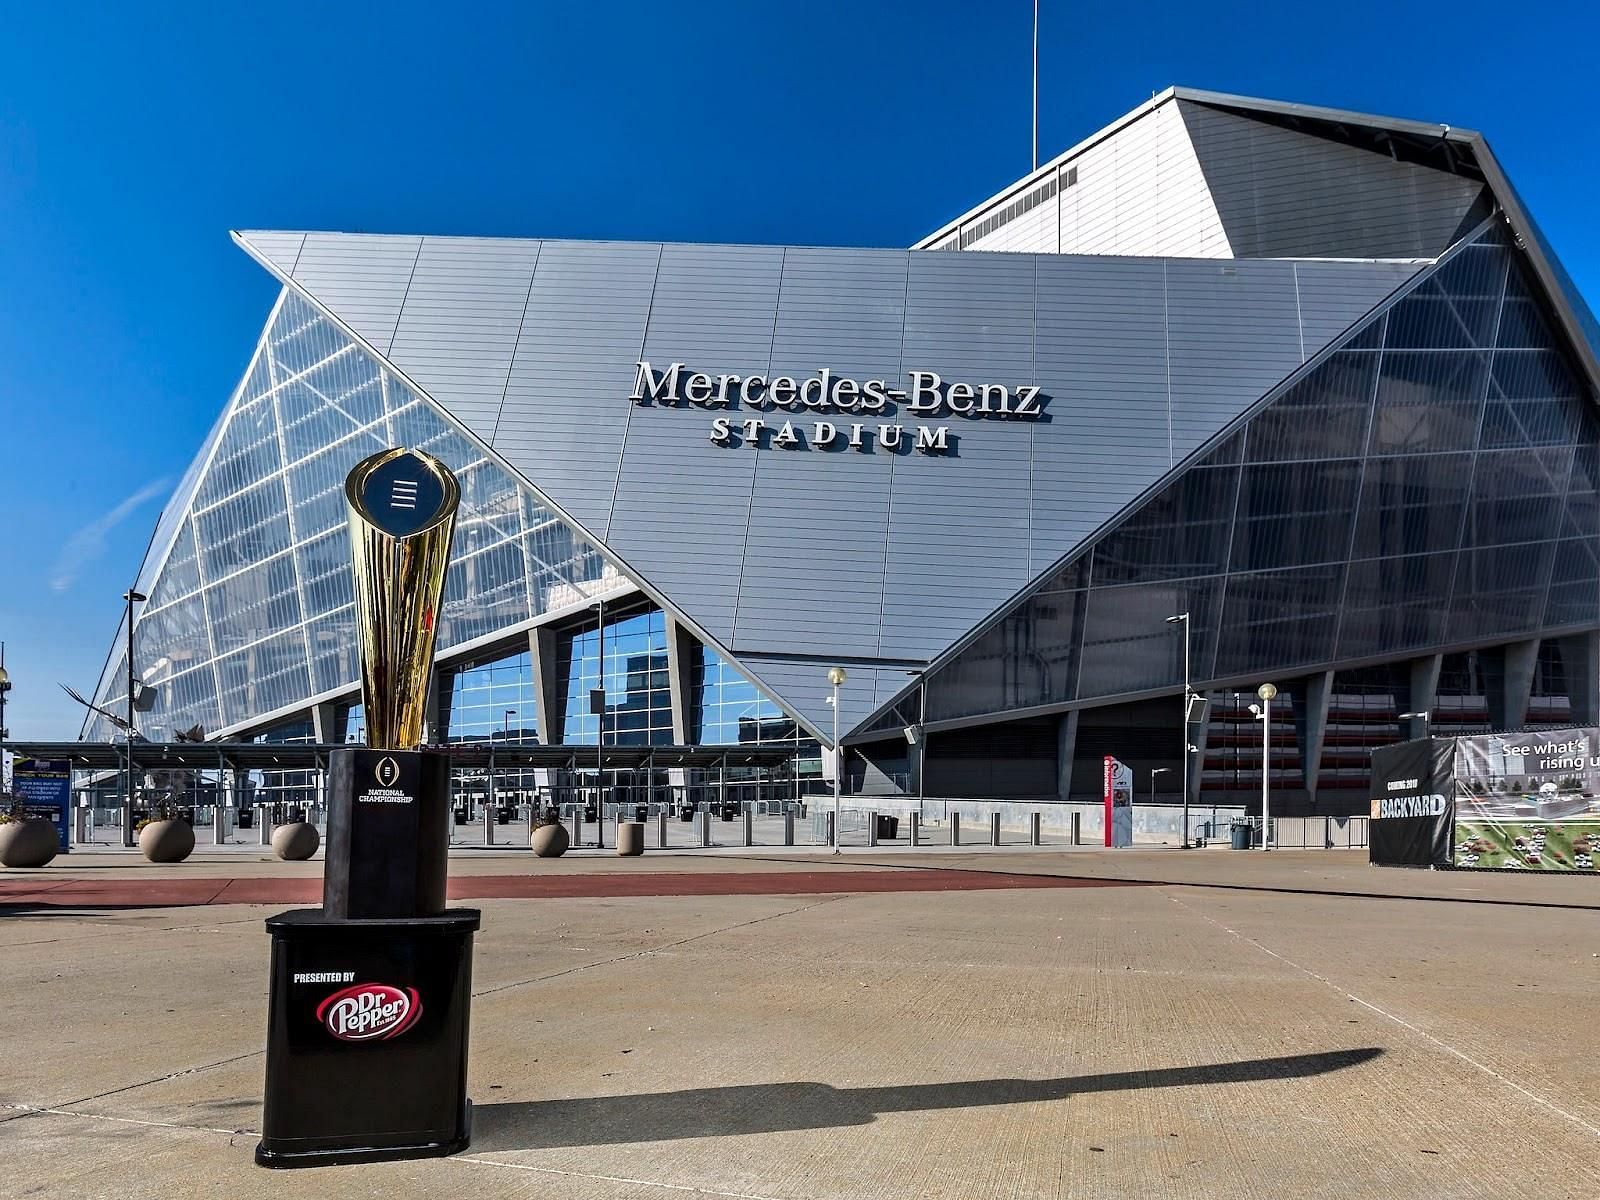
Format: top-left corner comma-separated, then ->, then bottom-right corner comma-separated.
903,231 -> 1600,730
88,289 -> 629,740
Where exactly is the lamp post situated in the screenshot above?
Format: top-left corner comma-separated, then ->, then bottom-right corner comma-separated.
1164,612 -> 1193,848
1149,766 -> 1170,809
497,708 -> 517,826
1399,710 -> 1431,741
827,666 -> 847,853
590,599 -> 605,845
123,590 -> 146,736
0,643 -> 12,792
122,589 -> 147,847
1249,683 -> 1278,850
902,667 -> 927,819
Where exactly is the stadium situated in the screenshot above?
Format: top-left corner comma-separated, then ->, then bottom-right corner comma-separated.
71,87 -> 1600,819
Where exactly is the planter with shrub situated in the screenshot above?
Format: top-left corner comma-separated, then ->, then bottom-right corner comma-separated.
0,793 -> 59,868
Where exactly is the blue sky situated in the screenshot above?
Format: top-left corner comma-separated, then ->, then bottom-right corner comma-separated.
3,0 -> 1599,740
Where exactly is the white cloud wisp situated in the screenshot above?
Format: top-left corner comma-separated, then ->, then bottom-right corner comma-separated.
50,478 -> 171,592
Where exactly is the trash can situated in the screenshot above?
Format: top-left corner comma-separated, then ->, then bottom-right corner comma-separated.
1230,820 -> 1252,850
875,814 -> 899,840
238,808 -> 255,830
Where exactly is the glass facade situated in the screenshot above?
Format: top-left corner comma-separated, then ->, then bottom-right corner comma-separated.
692,642 -> 824,794
86,290 -> 618,742
919,226 -> 1600,733
693,648 -> 798,745
447,653 -> 539,744
253,716 -> 317,808
431,603 -> 819,757
558,608 -> 673,747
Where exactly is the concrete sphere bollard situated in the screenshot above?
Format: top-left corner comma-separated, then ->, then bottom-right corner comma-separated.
139,818 -> 196,863
616,821 -> 645,857
271,821 -> 321,861
530,821 -> 570,857
0,819 -> 59,868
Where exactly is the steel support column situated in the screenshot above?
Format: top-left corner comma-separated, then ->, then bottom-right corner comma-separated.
1296,672 -> 1334,811
664,615 -> 697,746
1055,709 -> 1080,803
310,702 -> 341,747
1495,639 -> 1541,731
1556,632 -> 1600,724
528,625 -> 563,745
422,667 -> 445,746
1407,654 -> 1443,742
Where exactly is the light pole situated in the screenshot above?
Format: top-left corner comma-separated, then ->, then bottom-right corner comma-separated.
902,668 -> 927,819
498,708 -> 516,825
590,598 -> 605,844
1249,683 -> 1278,850
123,589 -> 147,735
1149,766 -> 1170,809
1399,710 -> 1431,740
1164,612 -> 1194,848
827,666 -> 847,853
122,589 -> 147,847
0,643 -> 12,792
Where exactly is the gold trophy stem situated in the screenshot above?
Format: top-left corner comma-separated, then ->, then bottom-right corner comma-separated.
344,448 -> 460,751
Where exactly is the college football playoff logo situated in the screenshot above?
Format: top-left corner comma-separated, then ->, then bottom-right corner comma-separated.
375,756 -> 401,788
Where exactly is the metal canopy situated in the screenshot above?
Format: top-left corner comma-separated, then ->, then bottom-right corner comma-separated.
8,741 -> 795,772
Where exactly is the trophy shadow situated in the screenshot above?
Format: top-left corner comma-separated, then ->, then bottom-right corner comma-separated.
468,1047 -> 1383,1151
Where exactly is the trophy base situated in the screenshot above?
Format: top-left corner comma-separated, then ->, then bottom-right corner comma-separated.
255,1120 -> 470,1169
256,908 -> 478,1169
323,748 -> 450,920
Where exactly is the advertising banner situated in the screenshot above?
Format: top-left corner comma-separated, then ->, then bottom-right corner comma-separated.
1451,727 -> 1600,871
1102,755 -> 1133,848
11,758 -> 72,852
1368,738 -> 1454,867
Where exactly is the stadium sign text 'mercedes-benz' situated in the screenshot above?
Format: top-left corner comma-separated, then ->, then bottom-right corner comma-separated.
628,361 -> 1047,455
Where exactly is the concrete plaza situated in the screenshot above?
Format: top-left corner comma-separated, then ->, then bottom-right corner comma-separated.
3,847 -> 1598,1198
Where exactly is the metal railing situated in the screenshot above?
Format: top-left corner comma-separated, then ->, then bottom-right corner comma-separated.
73,793 -> 1371,854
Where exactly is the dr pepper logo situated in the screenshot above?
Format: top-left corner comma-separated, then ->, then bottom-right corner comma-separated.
316,983 -> 422,1042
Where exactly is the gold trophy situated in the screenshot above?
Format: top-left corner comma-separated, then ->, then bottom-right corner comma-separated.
344,447 -> 461,750
322,447 -> 461,921
259,448 -> 480,1168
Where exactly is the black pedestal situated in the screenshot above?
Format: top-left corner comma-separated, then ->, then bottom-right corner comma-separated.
259,745 -> 475,1168
256,908 -> 480,1168
323,748 -> 451,920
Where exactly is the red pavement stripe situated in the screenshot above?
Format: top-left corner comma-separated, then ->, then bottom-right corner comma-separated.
0,869 -> 1141,909
212,878 -> 324,905
0,880 -> 232,908
447,870 -> 1137,900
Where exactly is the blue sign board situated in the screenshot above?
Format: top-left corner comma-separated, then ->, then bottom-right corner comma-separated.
12,758 -> 71,852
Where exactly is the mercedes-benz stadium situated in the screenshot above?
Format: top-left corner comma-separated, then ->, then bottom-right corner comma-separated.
73,87 -> 1600,818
